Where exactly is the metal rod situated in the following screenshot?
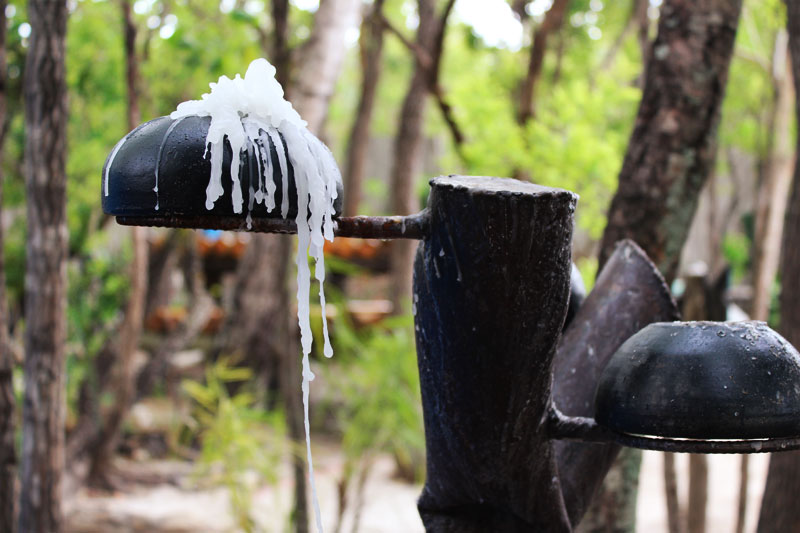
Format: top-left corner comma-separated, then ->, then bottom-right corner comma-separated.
547,408 -> 800,454
115,209 -> 430,240
547,407 -> 615,443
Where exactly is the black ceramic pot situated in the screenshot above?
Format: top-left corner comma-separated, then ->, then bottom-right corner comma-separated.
595,321 -> 800,440
102,115 -> 344,220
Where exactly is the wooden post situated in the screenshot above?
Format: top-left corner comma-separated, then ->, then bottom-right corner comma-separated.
413,176 -> 576,531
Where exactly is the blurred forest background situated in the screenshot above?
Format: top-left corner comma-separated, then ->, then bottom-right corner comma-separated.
2,0 -> 800,531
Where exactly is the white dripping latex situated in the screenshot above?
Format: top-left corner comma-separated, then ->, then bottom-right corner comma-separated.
171,58 -> 339,533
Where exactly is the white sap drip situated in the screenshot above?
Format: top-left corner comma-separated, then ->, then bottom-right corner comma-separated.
104,137 -> 126,197
154,117 -> 187,211
170,58 -> 336,533
266,129 -> 290,218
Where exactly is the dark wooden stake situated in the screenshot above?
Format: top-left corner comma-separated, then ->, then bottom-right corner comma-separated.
413,176 -> 576,531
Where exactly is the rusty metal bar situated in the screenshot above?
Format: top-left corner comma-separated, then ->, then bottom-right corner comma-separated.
116,211 -> 429,240
546,408 -> 614,443
546,408 -> 800,455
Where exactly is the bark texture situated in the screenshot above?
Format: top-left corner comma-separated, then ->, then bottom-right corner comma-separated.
19,2 -> 69,532
343,0 -> 386,216
756,2 -> 800,530
597,0 -> 744,281
0,0 -> 15,529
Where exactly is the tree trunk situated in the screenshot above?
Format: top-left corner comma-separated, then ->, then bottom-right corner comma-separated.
587,1 -> 743,530
687,454 -> 708,533
517,0 -> 570,125
735,456 -> 749,533
19,2 -> 69,532
343,0 -> 386,216
751,33 -> 793,322
271,0 -> 290,89
387,0 -> 439,313
597,0 -> 743,281
663,453 -> 683,533
290,0 -> 361,134
0,0 -> 15,528
597,0 -> 648,74
86,0 -> 149,490
756,3 -> 800,530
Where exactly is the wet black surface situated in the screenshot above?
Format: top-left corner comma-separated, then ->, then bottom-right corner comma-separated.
102,115 -> 343,219
596,321 -> 800,440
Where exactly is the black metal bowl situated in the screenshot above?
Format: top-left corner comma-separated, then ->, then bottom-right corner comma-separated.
101,115 -> 343,220
595,321 -> 800,440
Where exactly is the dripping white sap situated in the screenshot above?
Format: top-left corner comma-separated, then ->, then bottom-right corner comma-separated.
171,58 -> 339,533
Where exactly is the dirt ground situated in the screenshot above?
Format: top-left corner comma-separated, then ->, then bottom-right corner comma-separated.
65,446 -> 769,532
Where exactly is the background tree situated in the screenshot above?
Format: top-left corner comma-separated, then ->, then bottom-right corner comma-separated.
85,0 -> 149,490
387,0 -> 455,313
19,1 -> 70,532
0,0 -> 14,530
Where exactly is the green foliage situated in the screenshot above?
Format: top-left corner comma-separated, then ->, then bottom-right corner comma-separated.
183,357 -> 287,533
65,230 -> 132,415
327,313 -> 425,482
723,231 -> 751,284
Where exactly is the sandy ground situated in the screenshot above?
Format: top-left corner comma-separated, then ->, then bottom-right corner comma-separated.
637,450 -> 769,533
65,446 -> 769,532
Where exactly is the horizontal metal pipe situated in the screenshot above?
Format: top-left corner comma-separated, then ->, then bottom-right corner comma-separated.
547,407 -> 800,454
116,209 -> 429,240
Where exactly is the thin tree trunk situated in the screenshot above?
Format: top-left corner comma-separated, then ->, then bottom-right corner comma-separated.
751,33 -> 794,322
755,7 -> 800,532
87,0 -> 149,489
588,0 -> 743,530
388,0 -> 453,313
0,0 -> 15,528
687,454 -> 707,533
19,2 -> 69,532
735,456 -> 749,533
597,0 -> 648,74
517,0 -> 570,125
291,0 -> 361,134
343,0 -> 386,216
663,453 -> 683,533
271,0 -> 290,89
